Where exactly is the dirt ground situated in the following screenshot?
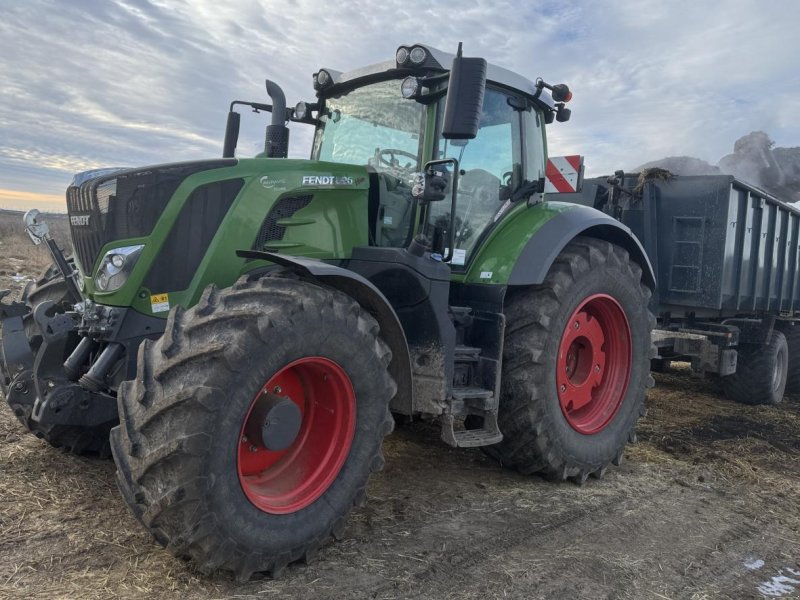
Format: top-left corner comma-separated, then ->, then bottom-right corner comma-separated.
0,214 -> 798,599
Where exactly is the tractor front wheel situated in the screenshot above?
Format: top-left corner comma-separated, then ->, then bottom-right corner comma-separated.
110,276 -> 395,580
487,237 -> 654,483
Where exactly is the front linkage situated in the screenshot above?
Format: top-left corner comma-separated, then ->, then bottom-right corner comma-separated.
0,211 -> 147,454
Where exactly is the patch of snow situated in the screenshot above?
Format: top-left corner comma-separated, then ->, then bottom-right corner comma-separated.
11,273 -> 28,282
757,568 -> 800,597
744,558 -> 765,570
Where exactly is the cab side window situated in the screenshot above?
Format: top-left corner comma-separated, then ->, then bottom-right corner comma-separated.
430,88 -> 522,266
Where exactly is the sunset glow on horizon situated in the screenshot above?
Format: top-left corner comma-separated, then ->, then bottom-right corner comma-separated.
0,188 -> 66,213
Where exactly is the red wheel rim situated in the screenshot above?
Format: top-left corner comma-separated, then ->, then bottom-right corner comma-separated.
556,294 -> 632,435
237,357 -> 356,514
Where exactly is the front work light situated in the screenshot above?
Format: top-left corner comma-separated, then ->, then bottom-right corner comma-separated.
401,76 -> 419,99
409,46 -> 427,64
94,244 -> 144,292
396,46 -> 410,65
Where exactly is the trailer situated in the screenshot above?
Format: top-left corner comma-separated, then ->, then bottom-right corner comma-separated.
559,170 -> 800,404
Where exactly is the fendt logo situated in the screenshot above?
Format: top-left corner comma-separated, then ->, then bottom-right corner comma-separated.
70,214 -> 91,227
301,175 -> 354,186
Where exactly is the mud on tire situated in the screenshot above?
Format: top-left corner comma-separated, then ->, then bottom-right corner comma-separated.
110,276 -> 396,581
486,237 -> 655,483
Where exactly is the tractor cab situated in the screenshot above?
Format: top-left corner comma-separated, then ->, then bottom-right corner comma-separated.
224,43 -> 572,268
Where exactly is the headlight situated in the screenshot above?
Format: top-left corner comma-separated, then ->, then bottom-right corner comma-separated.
396,46 -> 410,65
401,76 -> 419,99
294,101 -> 309,120
409,46 -> 427,64
94,245 -> 144,292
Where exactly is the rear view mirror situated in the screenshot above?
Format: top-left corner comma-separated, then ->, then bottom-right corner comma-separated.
441,43 -> 487,140
222,110 -> 241,158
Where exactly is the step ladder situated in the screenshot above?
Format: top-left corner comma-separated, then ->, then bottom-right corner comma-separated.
440,344 -> 503,448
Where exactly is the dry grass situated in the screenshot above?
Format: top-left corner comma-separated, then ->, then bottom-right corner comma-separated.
0,211 -> 70,279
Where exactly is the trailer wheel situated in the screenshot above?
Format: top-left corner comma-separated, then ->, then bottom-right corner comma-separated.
721,331 -> 787,405
776,325 -> 800,394
111,276 -> 395,581
7,261 -> 113,457
486,237 -> 654,483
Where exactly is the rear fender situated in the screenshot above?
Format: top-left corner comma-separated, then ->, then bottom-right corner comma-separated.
237,250 -> 414,415
508,205 -> 656,290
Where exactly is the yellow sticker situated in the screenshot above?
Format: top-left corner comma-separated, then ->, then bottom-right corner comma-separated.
150,293 -> 170,313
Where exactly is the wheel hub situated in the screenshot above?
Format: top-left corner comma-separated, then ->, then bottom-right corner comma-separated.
237,357 -> 356,514
556,294 -> 632,435
244,393 -> 303,452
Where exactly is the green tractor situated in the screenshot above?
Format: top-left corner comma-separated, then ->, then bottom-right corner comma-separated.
0,43 -> 655,579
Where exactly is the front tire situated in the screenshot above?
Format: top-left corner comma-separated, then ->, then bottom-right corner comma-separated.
487,237 -> 654,482
110,276 -> 396,580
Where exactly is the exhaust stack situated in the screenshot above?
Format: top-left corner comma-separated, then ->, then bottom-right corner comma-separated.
265,80 -> 289,158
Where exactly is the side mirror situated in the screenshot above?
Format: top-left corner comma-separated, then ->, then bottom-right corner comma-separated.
222,110 -> 241,158
441,43 -> 487,140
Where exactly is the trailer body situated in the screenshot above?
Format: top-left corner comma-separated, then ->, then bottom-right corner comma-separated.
559,173 -> 800,377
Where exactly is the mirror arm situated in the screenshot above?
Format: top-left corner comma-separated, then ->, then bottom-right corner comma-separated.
425,158 -> 460,263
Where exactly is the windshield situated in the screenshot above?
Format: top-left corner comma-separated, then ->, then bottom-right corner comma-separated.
312,79 -> 426,177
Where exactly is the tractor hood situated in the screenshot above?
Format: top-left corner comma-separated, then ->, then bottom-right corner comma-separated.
69,158 -> 372,315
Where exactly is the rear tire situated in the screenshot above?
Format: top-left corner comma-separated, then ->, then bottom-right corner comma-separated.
111,276 -> 396,580
721,331 -> 787,405
486,237 -> 654,482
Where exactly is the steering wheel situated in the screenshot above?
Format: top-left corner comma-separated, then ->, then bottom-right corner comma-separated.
377,148 -> 417,179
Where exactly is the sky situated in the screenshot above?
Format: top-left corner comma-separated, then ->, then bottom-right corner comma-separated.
0,0 -> 799,212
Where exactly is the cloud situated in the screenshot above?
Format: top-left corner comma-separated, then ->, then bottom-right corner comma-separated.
0,0 -> 798,209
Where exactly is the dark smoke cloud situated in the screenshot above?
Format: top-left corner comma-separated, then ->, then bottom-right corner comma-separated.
635,132 -> 800,203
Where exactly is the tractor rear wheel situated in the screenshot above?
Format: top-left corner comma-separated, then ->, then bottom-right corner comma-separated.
8,260 -> 114,457
721,331 -> 787,405
110,276 -> 395,580
486,237 -> 654,483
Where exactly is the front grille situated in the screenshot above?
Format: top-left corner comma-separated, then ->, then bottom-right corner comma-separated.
251,195 -> 313,250
66,159 -> 236,273
143,178 -> 244,293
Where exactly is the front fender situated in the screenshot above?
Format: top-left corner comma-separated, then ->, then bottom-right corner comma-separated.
237,250 -> 414,415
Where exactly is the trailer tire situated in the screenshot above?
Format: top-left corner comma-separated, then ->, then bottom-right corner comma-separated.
776,325 -> 800,394
8,260 -> 114,457
721,331 -> 787,405
111,276 -> 395,581
486,237 -> 654,483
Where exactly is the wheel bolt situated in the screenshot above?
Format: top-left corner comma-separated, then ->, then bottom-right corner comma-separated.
560,384 -> 566,392
249,445 -> 258,452
573,321 -> 579,329
595,365 -> 601,372
242,436 -> 248,443
273,386 -> 282,394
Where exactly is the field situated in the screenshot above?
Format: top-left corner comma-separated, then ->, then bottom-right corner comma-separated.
0,211 -> 798,599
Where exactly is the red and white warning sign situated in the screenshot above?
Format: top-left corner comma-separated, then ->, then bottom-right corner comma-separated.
544,155 -> 584,193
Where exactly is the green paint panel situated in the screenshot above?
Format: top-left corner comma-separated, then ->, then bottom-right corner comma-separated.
85,159 -> 371,317
460,201 -> 577,285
